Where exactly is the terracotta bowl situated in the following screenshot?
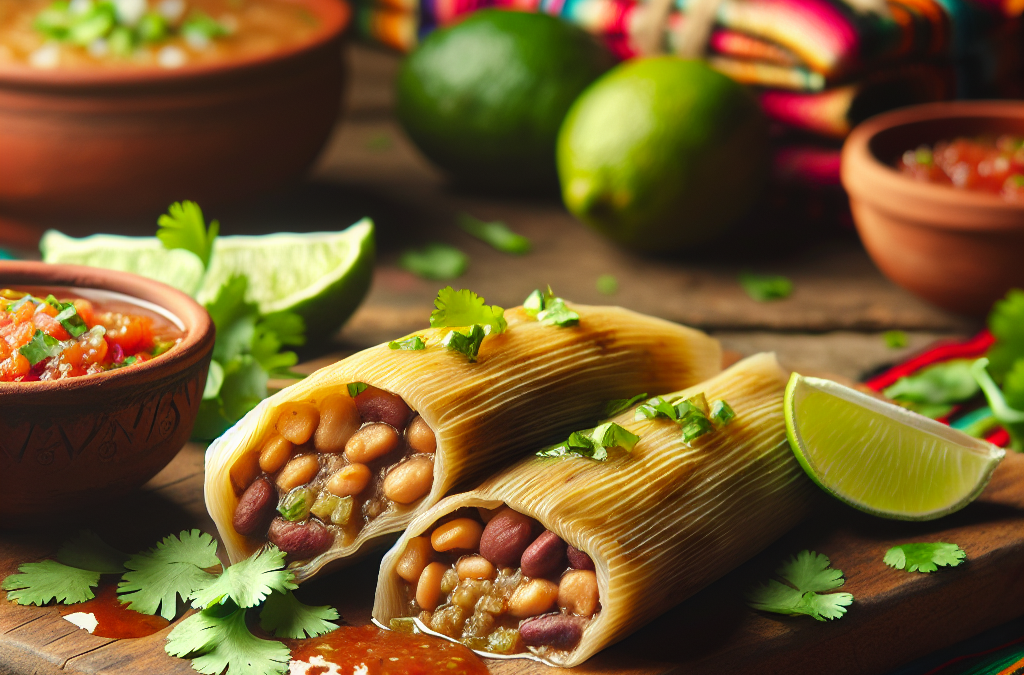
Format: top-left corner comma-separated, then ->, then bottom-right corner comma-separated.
0,0 -> 349,220
841,100 -> 1024,317
0,262 -> 214,521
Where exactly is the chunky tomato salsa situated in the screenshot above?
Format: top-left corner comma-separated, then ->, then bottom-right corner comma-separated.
898,134 -> 1024,203
0,287 -> 182,382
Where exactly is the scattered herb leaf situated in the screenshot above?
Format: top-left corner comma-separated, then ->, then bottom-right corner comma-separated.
746,550 -> 853,621
399,243 -> 468,280
458,214 -> 531,255
522,286 -> 579,327
709,400 -> 736,426
347,382 -> 369,398
442,324 -> 487,362
430,287 -> 506,334
181,12 -> 230,41
883,543 -> 966,573
604,392 -> 648,417
118,530 -> 221,621
986,289 -> 1024,381
157,201 -> 219,269
258,590 -> 339,639
190,546 -> 296,611
1,561 -> 99,606
537,422 -> 640,461
972,358 -> 1024,450
389,336 -> 426,351
596,274 -> 618,295
884,360 -> 979,405
51,297 -> 88,338
740,273 -> 793,302
19,330 -> 64,366
883,330 -> 908,349
167,604 -> 291,675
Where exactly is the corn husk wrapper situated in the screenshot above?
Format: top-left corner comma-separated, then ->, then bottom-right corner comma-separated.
373,353 -> 817,667
206,304 -> 721,580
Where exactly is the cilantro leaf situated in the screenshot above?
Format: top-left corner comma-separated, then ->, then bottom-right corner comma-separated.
972,358 -> 1024,451
883,330 -> 907,349
986,288 -> 1024,380
441,325 -> 487,362
258,590 -> 338,639
596,274 -> 618,296
746,550 -> 852,621
884,360 -> 979,405
157,201 -> 219,269
57,530 -> 129,574
167,606 -> 290,675
347,382 -> 368,398
119,530 -> 221,620
740,273 -> 793,302
251,312 -> 305,375
458,214 -> 531,255
19,330 -> 63,366
522,286 -> 579,327
389,336 -> 426,351
709,400 -> 736,426
2,561 -> 99,606
604,392 -> 647,417
400,243 -> 468,280
537,422 -> 640,461
181,12 -> 230,41
429,287 -> 507,334
190,546 -> 295,610
883,542 -> 966,573
52,298 -> 88,338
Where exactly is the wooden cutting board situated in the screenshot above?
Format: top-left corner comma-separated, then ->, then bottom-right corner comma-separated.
1,445 -> 1021,675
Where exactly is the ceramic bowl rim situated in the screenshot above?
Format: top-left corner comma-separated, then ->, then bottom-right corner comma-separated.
0,261 -> 214,396
0,0 -> 350,90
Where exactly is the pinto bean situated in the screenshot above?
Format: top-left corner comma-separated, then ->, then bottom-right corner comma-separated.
267,517 -> 332,558
521,531 -> 567,579
232,477 -> 276,536
406,416 -> 436,453
259,435 -> 293,474
519,614 -> 584,650
416,562 -> 448,611
456,555 -> 495,580
507,579 -> 559,618
382,456 -> 434,504
229,450 -> 260,496
396,537 -> 433,584
326,463 -> 371,497
314,394 -> 361,453
276,454 -> 320,492
276,402 -> 320,444
566,545 -> 595,571
355,386 -> 412,430
479,508 -> 538,567
558,570 -> 599,617
344,423 -> 400,464
430,518 -> 483,552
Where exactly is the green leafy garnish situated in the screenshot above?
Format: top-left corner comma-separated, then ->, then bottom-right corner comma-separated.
883,542 -> 966,573
48,295 -> 88,338
604,392 -> 647,417
56,530 -> 129,574
972,358 -> 1024,450
118,530 -> 221,621
681,414 -> 715,442
633,393 -> 722,445
709,400 -> 736,426
884,360 -> 979,406
746,550 -> 853,621
190,546 -> 295,611
442,324 -> 487,362
347,382 -> 368,398
157,201 -> 219,269
430,287 -> 507,334
740,273 -> 793,302
277,488 -> 312,522
883,330 -> 907,349
166,604 -> 291,675
400,243 -> 468,280
596,274 -> 618,295
1,561 -> 100,606
259,590 -> 339,639
19,330 -> 63,366
536,422 -> 640,461
389,336 -> 426,351
522,287 -> 579,327
986,289 -> 1024,380
458,215 -> 531,255
181,12 -> 230,41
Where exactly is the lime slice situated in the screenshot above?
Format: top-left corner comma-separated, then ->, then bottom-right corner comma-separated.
40,219 -> 375,345
784,373 -> 1004,521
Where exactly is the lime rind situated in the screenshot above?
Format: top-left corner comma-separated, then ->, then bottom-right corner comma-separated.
784,373 -> 1004,521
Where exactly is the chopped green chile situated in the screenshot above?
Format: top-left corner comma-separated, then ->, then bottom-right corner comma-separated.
279,487 -> 313,522
310,493 -> 354,527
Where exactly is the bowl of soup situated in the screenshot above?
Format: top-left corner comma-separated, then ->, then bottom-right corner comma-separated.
0,0 -> 350,219
841,100 -> 1024,317
0,261 -> 214,520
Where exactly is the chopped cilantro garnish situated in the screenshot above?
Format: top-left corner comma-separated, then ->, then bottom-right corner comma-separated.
458,214 -> 531,255
347,382 -> 369,398
537,422 -> 640,461
709,400 -> 736,426
157,200 -> 219,268
442,324 -> 487,362
883,542 -> 966,573
596,274 -> 618,296
1,561 -> 100,606
19,330 -> 63,366
108,355 -> 139,370
118,530 -> 221,620
635,393 -> 734,443
389,336 -> 426,351
5,294 -> 37,313
746,550 -> 853,621
399,243 -> 468,280
430,287 -> 506,334
681,415 -> 715,442
740,273 -> 793,302
51,298 -> 88,338
604,392 -> 648,417
258,590 -> 339,639
181,12 -> 230,41
883,330 -> 907,349
522,286 -> 579,327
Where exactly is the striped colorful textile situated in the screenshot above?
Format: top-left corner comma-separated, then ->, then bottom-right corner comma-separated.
887,619 -> 1024,675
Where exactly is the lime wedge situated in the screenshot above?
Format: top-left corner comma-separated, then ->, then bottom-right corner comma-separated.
40,219 -> 375,345
784,373 -> 1004,520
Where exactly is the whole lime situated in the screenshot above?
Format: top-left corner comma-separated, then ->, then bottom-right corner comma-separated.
396,10 -> 615,190
557,57 -> 770,252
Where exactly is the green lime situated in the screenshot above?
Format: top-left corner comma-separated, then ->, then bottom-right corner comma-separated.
396,9 -> 614,190
557,57 -> 769,252
784,373 -> 1004,521
40,219 -> 375,345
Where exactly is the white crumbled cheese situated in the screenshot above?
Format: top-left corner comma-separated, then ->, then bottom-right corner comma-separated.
113,0 -> 147,25
63,612 -> 99,634
288,655 -> 350,675
29,43 -> 61,69
157,45 -> 186,68
157,0 -> 186,21
88,38 -> 109,57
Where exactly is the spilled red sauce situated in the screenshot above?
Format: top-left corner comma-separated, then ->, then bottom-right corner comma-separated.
59,583 -> 169,639
286,624 -> 489,675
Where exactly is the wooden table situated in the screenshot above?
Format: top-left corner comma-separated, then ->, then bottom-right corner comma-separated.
2,43 -> 1017,675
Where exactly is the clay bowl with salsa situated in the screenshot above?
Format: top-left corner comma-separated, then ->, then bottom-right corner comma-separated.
0,0 -> 349,219
0,261 -> 214,521
841,100 -> 1024,317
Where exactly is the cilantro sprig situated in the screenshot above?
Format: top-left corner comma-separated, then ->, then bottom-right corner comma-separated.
746,550 -> 853,621
633,392 -> 735,443
429,287 -> 506,362
883,542 -> 966,573
523,286 -> 579,327
740,273 -> 793,302
400,243 -> 468,280
389,336 -> 426,351
458,214 -> 531,255
537,422 -> 640,461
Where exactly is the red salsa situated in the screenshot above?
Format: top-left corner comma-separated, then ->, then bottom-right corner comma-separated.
0,287 -> 183,382
898,135 -> 1024,203
60,583 -> 169,639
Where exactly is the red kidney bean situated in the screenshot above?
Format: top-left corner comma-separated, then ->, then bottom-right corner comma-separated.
519,614 -> 584,650
567,545 -> 595,571
521,531 -> 567,579
355,386 -> 412,431
267,517 -> 332,558
479,509 -> 538,567
232,477 -> 276,536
